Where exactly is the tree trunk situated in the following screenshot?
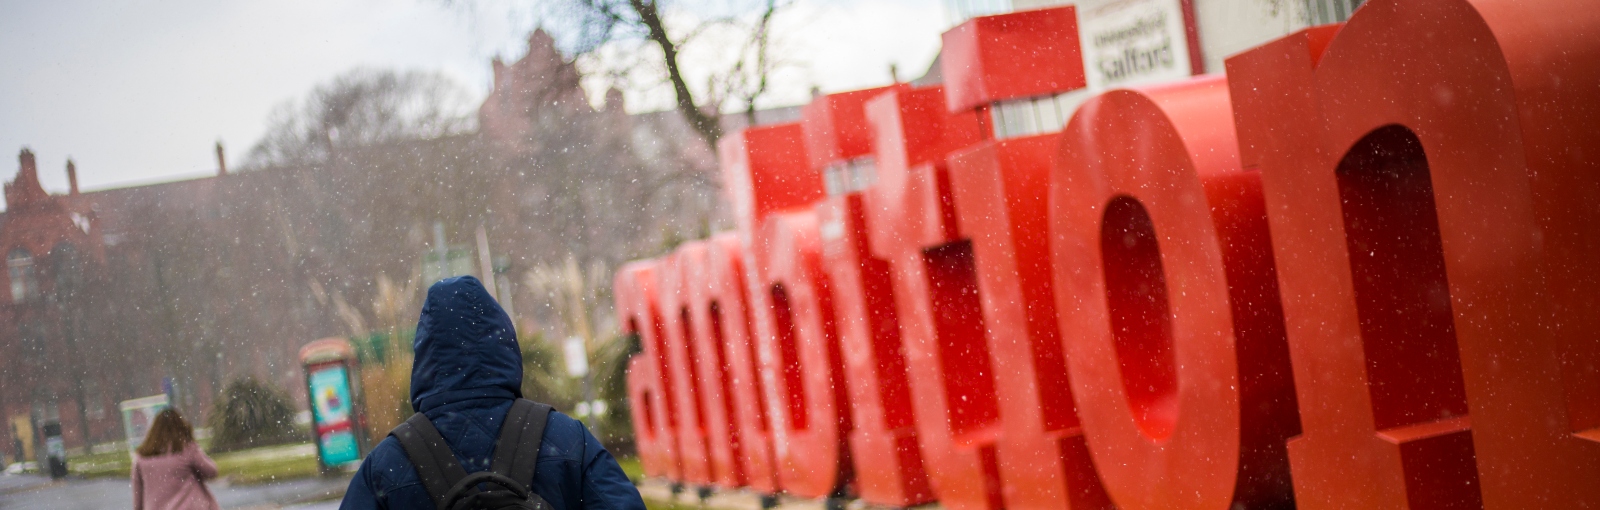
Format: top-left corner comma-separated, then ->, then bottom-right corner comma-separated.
631,0 -> 722,148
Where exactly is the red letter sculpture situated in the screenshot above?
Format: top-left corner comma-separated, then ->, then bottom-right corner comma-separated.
1049,76 -> 1300,509
615,262 -> 679,481
863,85 -> 1006,510
940,7 -> 1113,509
660,242 -> 742,487
723,123 -> 852,499
1227,0 -> 1600,507
708,233 -> 782,493
807,86 -> 936,507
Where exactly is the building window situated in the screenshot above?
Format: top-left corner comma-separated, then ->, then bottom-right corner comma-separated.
1303,0 -> 1364,25
991,90 -> 1093,140
823,157 -> 878,196
945,0 -> 1014,25
8,248 -> 38,304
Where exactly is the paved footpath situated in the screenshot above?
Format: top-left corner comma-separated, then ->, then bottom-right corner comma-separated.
0,473 -> 349,509
637,479 -> 833,510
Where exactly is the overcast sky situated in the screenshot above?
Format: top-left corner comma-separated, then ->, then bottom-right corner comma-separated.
0,0 -> 944,210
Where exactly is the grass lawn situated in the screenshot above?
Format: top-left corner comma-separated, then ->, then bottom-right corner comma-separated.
613,456 -> 704,510
616,456 -> 643,484
67,449 -> 134,478
69,442 -> 321,484
213,443 -> 322,484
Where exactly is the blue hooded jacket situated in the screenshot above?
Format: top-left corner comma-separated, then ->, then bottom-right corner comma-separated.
340,276 -> 645,510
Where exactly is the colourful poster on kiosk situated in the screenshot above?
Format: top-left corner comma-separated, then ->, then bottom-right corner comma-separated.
120,395 -> 169,460
308,363 -> 360,466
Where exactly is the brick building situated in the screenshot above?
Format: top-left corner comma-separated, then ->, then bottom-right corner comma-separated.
1,150 -> 112,462
0,145 -> 301,461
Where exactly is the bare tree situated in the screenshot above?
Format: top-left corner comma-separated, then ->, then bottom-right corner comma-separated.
722,0 -> 789,126
543,0 -> 794,148
246,69 -> 475,167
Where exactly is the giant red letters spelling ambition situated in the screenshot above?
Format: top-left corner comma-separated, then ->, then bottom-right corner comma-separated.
618,0 -> 1600,507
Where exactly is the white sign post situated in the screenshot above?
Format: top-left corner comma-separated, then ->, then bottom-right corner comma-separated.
564,336 -> 600,426
563,336 -> 589,378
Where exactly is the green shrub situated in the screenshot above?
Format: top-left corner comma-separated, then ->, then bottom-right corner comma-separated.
206,377 -> 300,453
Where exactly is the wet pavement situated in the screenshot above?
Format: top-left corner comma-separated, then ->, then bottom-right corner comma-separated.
0,475 -> 51,498
0,473 -> 349,509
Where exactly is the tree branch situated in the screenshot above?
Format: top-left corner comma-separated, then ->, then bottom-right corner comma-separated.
629,0 -> 723,148
742,0 -> 781,126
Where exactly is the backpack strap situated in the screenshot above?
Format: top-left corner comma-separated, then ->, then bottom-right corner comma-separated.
490,399 -> 553,486
392,412 -> 471,510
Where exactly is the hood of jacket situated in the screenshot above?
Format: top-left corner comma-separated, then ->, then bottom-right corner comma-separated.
409,276 -> 523,412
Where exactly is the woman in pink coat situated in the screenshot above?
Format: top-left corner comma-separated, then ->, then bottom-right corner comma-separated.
132,409 -> 220,510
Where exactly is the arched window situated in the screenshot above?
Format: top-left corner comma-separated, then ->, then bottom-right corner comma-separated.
8,248 -> 37,304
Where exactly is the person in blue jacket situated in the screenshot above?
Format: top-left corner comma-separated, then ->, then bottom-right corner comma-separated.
340,276 -> 646,510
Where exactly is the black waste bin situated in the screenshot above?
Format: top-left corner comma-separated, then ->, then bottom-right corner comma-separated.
41,421 -> 66,479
